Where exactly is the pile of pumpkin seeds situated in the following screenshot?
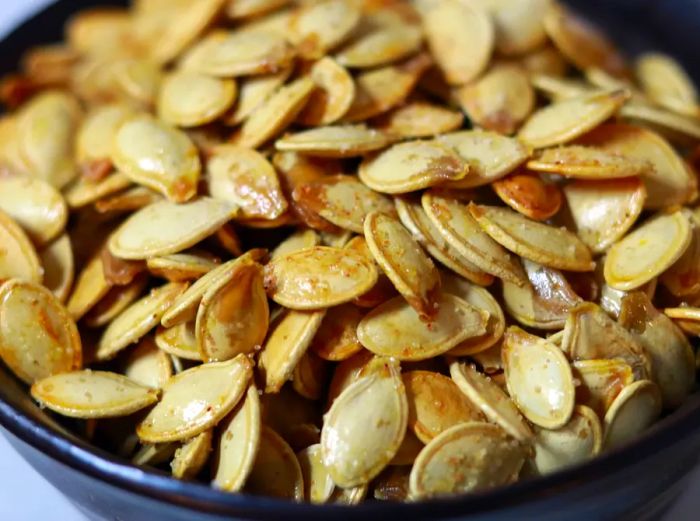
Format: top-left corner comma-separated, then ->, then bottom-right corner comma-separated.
0,0 -> 699,503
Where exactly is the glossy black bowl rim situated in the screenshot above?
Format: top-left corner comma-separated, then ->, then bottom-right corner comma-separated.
1,0 -> 700,519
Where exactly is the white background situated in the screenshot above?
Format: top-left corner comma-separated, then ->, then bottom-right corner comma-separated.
0,0 -> 698,519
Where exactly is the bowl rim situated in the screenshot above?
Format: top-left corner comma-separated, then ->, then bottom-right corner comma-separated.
1,0 -> 700,519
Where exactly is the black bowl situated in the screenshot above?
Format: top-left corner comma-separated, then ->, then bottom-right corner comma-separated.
2,1 -> 700,520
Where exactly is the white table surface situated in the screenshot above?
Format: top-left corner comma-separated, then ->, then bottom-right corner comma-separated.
0,1 -> 699,519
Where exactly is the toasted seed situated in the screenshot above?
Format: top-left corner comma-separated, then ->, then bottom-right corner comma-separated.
449,362 -> 533,441
423,0 -> 493,85
518,90 -> 628,149
96,282 -> 187,361
66,252 -> 110,320
66,7 -> 132,57
409,422 -> 526,499
40,234 -> 74,303
0,176 -> 67,246
568,361 -> 630,427
297,57 -> 355,126
233,77 -> 316,149
137,355 -> 252,442
469,203 -> 595,272
158,71 -> 236,128
94,185 -> 162,214
65,173 -> 133,209
122,336 -> 172,389
619,292 -> 695,409
502,259 -> 582,331
599,275 -> 657,319
155,321 -> 201,361
604,210 -> 692,291
259,308 -> 326,393
111,114 -> 201,203
108,58 -> 162,107
207,145 -> 287,221
636,53 -> 698,116
561,303 -> 651,380
271,229 -> 320,260
161,250 -> 266,328
108,198 -> 236,260
344,235 -> 399,307
563,177 -> 646,254
212,384 -> 261,492
578,123 -> 697,209
329,483 -> 367,504
132,442 -> 178,467
293,351 -> 327,400
321,358 -> 408,487
358,294 -> 486,361
0,279 -> 81,384
84,274 -> 148,328
246,426 -> 304,500
298,444 -> 335,504
532,405 -> 602,475
441,271 -> 504,355
527,145 -> 650,180
404,371 -> 484,443
197,261 -> 268,362
225,67 -> 292,125
661,220 -> 700,297
276,125 -> 393,157
289,0 -> 361,59
293,175 -> 394,234
421,192 -> 526,284
394,196 -> 493,286
542,3 -> 626,76
364,212 -> 440,318
310,303 -> 364,361
264,246 -> 378,309
171,430 -> 212,480
434,131 -> 528,188
503,327 -> 575,429
604,380 -> 661,449
373,101 -> 463,139
226,0 -> 290,19
147,252 -> 218,282
474,0 -> 550,56
0,208 -> 43,284
620,102 -> 700,141
492,173 -> 562,221
76,103 -> 134,165
17,91 -> 82,189
454,63 -> 534,135
336,23 -> 422,68
390,429 -> 424,467
31,370 -> 158,418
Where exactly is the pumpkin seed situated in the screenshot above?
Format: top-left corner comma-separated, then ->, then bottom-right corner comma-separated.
39,234 -> 74,303
562,177 -> 646,254
171,430 -> 212,480
0,210 -> 43,284
76,104 -> 134,165
636,53 -> 698,117
527,145 -> 650,180
357,294 -> 487,361
225,67 -> 292,125
207,145 -> 287,221
289,0 -> 361,59
450,362 -> 533,442
604,380 -> 661,449
321,358 -> 408,487
212,384 -> 261,492
532,405 -> 602,475
65,173 -> 133,209
454,63 -> 534,135
474,0 -> 550,56
423,0 -> 493,85
491,173 -> 562,221
66,252 -> 110,320
620,102 -> 700,141
298,444 -> 335,504
660,219 -> 700,297
364,211 -> 440,318
147,252 -> 218,282
309,303 -> 364,361
259,308 -> 326,393
292,351 -> 327,400
573,359 -> 634,417
518,90 -> 628,149
503,327 -> 575,429
373,466 -> 411,502
276,125 -> 393,157
108,198 -> 236,260
409,422 -> 526,499
31,370 -> 158,418
246,426 -> 304,500
373,101 -> 463,139
297,57 -> 355,126
97,282 -> 187,361
158,71 -> 236,127
469,203 -> 595,272
226,0 -> 290,19
604,210 -> 692,291
111,114 -> 201,203
122,336 -> 172,389
155,321 -> 201,361
404,371 -> 484,443
263,246 -> 378,309
421,192 -> 526,284
336,23 -> 422,69
137,354 -> 252,442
